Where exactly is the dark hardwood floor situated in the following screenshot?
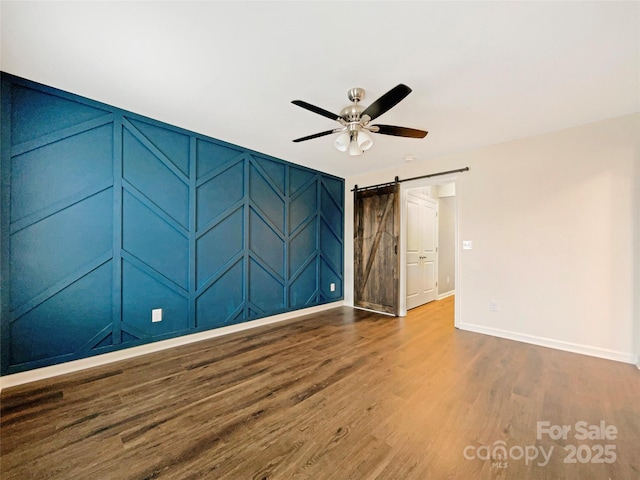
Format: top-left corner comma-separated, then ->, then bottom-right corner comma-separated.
1,296 -> 639,479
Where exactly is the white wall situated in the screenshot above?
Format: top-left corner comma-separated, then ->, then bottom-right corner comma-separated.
345,113 -> 640,363
438,194 -> 456,295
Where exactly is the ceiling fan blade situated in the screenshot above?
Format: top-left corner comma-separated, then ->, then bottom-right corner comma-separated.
292,129 -> 340,143
372,124 -> 428,138
292,100 -> 342,122
360,84 -> 412,121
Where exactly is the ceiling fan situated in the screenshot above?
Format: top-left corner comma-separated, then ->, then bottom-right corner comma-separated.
291,84 -> 428,156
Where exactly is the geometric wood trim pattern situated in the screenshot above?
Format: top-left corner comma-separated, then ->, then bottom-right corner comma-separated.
0,72 -> 344,375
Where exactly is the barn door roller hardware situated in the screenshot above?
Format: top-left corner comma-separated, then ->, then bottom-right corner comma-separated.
352,167 -> 469,192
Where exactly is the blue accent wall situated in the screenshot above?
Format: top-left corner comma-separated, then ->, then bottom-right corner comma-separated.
0,73 -> 344,375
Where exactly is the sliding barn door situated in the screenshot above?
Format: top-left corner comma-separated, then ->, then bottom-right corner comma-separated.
354,184 -> 400,315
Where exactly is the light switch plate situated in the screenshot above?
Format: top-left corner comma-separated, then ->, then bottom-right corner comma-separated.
152,308 -> 163,322
463,240 -> 473,250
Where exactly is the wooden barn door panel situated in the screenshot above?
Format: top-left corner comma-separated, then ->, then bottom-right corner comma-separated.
354,184 -> 399,315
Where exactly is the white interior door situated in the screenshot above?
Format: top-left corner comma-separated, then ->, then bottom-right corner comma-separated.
406,192 -> 438,310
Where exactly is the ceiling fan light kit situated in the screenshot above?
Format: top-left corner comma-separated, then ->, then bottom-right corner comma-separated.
292,84 -> 428,156
357,130 -> 374,151
334,132 -> 350,152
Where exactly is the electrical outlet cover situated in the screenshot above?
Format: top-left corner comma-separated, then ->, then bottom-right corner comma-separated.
152,308 -> 163,322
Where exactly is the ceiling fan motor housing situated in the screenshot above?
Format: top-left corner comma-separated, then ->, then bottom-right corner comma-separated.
341,87 -> 366,121
340,104 -> 364,122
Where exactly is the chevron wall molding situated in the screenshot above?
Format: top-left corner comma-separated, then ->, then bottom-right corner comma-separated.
0,73 -> 344,375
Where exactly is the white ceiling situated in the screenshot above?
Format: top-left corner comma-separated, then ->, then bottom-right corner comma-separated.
1,1 -> 638,178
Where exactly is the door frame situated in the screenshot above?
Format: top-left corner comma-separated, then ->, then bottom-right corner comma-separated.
398,174 -> 461,328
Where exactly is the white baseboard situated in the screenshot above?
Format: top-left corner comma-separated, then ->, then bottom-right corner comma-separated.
437,290 -> 455,300
0,301 -> 344,391
458,322 -> 638,365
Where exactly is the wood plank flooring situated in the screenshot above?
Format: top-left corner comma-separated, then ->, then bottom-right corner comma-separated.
1,296 -> 639,479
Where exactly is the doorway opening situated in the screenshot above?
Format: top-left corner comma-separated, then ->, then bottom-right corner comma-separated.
405,188 -> 438,309
399,176 -> 460,327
